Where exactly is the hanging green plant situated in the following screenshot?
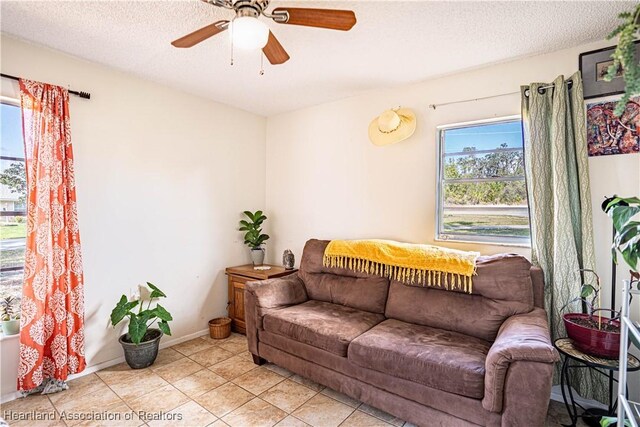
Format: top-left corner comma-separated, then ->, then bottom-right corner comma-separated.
605,4 -> 640,116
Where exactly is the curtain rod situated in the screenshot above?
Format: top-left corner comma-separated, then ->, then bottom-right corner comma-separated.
428,79 -> 573,110
1,73 -> 91,100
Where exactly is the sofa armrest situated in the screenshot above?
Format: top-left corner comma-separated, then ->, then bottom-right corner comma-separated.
246,273 -> 308,309
244,273 -> 308,356
482,307 -> 559,413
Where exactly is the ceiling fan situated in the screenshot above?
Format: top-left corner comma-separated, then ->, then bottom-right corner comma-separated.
171,0 -> 356,65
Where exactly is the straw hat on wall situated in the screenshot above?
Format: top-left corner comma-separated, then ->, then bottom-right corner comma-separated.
368,108 -> 416,146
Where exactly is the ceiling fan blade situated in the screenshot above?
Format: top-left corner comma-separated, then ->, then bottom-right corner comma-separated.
271,8 -> 356,31
171,20 -> 229,48
262,31 -> 290,65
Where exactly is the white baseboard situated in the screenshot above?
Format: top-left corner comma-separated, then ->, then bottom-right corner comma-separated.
0,328 -> 209,404
160,328 -> 209,349
158,328 -> 209,350
0,391 -> 21,404
550,384 -> 607,410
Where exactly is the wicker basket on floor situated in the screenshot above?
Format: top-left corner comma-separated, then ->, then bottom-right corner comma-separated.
208,317 -> 232,339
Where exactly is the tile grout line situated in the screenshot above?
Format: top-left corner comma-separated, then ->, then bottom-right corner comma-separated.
172,350 -> 226,426
44,393 -> 69,427
208,359 -> 320,426
166,338 -> 258,425
48,373 -> 114,427
280,387 -> 320,416
99,344 -> 216,426
94,371 -> 143,427
335,406 -> 358,427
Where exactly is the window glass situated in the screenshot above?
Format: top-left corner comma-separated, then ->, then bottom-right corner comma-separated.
437,118 -> 530,245
1,101 -> 26,301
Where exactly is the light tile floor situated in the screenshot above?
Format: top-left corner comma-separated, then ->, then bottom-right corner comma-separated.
0,333 -> 583,427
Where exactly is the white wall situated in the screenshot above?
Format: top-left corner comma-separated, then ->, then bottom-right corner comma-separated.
265,40 -> 640,397
0,35 -> 266,398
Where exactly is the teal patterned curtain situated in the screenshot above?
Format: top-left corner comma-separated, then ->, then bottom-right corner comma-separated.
521,71 -> 605,402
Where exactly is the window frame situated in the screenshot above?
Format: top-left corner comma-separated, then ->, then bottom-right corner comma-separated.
0,97 -> 27,275
435,115 -> 531,247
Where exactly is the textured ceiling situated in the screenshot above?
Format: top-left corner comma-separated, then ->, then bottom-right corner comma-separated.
0,1 -> 634,116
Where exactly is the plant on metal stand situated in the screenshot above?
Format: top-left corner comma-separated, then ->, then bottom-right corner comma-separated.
562,269 -> 625,359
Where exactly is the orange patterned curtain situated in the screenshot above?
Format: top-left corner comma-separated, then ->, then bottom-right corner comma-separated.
17,79 -> 86,392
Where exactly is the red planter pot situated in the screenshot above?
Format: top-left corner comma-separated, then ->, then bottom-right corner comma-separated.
563,313 -> 621,359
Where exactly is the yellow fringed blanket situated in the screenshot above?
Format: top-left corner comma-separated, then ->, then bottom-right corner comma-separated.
323,239 -> 480,293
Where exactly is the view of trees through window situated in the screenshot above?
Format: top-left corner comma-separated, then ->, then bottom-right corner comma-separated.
438,119 -> 530,244
1,101 -> 26,301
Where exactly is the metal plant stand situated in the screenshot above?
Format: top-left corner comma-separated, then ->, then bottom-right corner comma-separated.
617,279 -> 640,427
554,338 -> 640,426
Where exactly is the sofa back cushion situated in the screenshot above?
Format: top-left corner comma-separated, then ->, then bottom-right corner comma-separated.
299,239 -> 389,314
385,253 -> 535,341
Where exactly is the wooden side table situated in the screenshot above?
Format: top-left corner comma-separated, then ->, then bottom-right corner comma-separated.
225,264 -> 298,334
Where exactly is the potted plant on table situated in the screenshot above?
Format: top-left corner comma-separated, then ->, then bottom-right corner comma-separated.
110,282 -> 173,369
0,296 -> 20,336
562,269 -> 623,359
239,210 -> 270,266
562,196 -> 640,360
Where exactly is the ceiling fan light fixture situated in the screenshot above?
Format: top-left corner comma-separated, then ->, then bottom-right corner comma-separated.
230,16 -> 269,50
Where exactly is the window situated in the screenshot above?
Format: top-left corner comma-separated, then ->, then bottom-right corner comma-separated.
436,116 -> 530,246
1,99 -> 26,300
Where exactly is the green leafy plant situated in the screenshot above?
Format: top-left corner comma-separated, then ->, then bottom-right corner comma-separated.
110,282 -> 172,345
239,210 -> 270,250
603,196 -> 640,351
576,269 -> 605,317
604,196 -> 640,273
0,296 -> 20,321
601,415 -> 632,427
562,269 -> 619,331
606,4 -> 640,116
596,195 -> 640,427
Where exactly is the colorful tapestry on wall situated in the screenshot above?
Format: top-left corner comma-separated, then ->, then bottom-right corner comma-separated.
586,97 -> 640,156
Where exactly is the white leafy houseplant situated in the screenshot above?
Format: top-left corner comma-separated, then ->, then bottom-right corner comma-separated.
110,282 -> 173,344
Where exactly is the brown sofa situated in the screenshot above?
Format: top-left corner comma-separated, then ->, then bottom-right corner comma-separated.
245,239 -> 558,427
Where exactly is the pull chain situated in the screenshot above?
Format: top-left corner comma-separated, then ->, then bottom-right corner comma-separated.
230,24 -> 234,66
260,52 -> 264,76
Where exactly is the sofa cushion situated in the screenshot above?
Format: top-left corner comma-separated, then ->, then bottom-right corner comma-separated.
299,239 -> 390,314
385,253 -> 535,341
258,330 -> 500,426
348,319 -> 491,398
262,300 -> 385,356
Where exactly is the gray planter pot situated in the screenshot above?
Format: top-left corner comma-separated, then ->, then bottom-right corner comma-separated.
1,319 -> 20,335
250,248 -> 265,266
118,328 -> 162,369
